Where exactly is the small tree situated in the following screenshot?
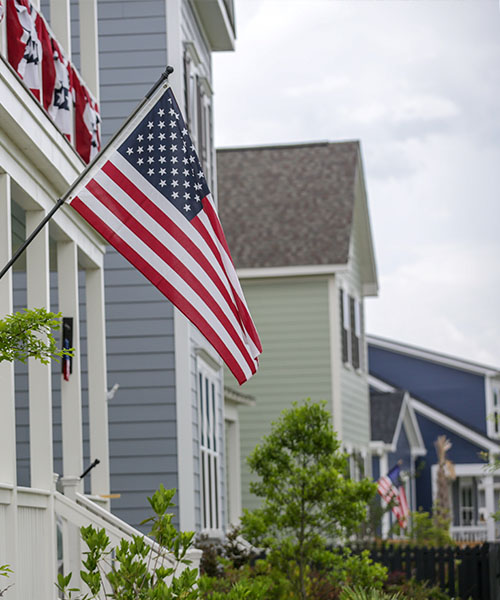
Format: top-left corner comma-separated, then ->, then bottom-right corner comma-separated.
0,308 -> 70,364
241,400 -> 377,600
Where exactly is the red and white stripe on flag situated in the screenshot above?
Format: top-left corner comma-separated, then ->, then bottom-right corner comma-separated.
67,84 -> 262,384
377,474 -> 409,529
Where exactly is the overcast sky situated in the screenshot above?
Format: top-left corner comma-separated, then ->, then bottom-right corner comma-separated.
213,0 -> 500,367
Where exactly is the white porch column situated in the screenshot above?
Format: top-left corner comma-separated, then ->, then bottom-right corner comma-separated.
57,240 -> 84,493
380,453 -> 390,538
26,210 -> 53,490
0,174 -> 16,486
78,0 -> 100,101
86,267 -> 110,500
49,0 -> 71,57
0,174 -> 19,599
484,473 -> 496,541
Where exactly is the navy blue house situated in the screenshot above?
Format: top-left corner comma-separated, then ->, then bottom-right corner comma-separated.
367,335 -> 500,542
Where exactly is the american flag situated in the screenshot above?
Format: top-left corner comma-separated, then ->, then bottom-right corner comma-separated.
68,84 -> 262,384
377,463 -> 409,529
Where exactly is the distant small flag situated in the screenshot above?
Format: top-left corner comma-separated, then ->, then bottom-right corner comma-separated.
377,463 -> 409,529
67,83 -> 262,384
62,317 -> 73,381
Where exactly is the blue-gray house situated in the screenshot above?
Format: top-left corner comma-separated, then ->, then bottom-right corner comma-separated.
368,334 -> 500,542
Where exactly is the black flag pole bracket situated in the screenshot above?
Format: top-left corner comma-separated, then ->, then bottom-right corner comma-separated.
0,66 -> 175,281
80,458 -> 101,479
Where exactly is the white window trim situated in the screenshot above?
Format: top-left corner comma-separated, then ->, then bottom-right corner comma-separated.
197,356 -> 222,534
486,376 -> 500,440
340,285 -> 363,372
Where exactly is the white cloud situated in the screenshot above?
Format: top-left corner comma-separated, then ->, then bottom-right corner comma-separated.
214,0 -> 500,367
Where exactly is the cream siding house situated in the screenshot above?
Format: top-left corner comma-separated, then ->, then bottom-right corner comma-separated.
217,141 -> 378,510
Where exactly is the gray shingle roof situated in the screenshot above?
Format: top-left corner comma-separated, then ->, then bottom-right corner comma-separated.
216,142 -> 360,270
370,390 -> 406,444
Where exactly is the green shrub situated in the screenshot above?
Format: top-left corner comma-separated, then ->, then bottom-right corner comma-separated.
339,586 -> 402,600
56,485 -> 198,599
407,511 -> 454,547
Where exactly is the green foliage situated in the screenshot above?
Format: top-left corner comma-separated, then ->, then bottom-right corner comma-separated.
407,510 -> 454,547
0,308 -> 72,364
198,562 -> 276,600
241,400 -> 379,600
384,573 -> 452,600
0,564 -> 14,597
328,549 -> 387,591
339,586 -> 402,600
56,485 -> 198,599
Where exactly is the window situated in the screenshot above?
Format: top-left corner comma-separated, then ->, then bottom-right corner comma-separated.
339,288 -> 362,369
493,386 -> 500,437
198,361 -> 221,531
459,478 -> 475,526
183,45 -> 213,187
486,381 -> 500,438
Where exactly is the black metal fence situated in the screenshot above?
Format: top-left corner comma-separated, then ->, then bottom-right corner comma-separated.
351,543 -> 500,600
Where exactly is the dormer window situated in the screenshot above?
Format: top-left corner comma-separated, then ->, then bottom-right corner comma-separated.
488,383 -> 500,439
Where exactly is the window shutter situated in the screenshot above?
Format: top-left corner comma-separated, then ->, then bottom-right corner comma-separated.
350,296 -> 360,369
183,50 -> 191,130
340,289 -> 349,363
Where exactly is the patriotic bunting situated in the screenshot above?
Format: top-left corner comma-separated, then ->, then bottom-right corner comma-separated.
35,11 -> 55,111
73,68 -> 101,163
49,38 -> 73,139
5,0 -> 99,162
7,0 -> 42,100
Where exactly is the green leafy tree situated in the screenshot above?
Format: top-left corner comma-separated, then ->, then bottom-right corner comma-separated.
241,400 -> 378,600
0,308 -> 71,364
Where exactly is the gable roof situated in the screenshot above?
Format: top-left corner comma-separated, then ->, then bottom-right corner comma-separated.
370,390 -> 406,444
367,334 -> 500,378
216,141 -> 362,271
369,374 -> 500,453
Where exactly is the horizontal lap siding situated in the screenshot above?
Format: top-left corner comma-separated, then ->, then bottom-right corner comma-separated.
97,0 -> 167,144
104,247 -> 178,530
340,204 -> 370,449
228,277 -> 332,512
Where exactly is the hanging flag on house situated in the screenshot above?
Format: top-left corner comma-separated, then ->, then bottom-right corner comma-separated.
61,317 -> 73,381
377,463 -> 410,529
49,38 -> 72,139
6,0 -> 42,100
34,11 -> 55,111
67,83 -> 262,384
72,68 -> 101,163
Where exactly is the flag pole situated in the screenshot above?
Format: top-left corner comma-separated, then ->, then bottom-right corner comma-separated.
0,66 -> 174,281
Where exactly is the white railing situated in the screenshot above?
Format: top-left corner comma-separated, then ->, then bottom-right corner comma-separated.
450,525 -> 488,542
0,485 -> 201,600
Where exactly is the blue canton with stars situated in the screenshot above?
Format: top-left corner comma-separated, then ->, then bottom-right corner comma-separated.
118,87 -> 210,221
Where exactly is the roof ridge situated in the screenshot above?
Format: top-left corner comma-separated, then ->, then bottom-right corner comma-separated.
216,140 -> 359,152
